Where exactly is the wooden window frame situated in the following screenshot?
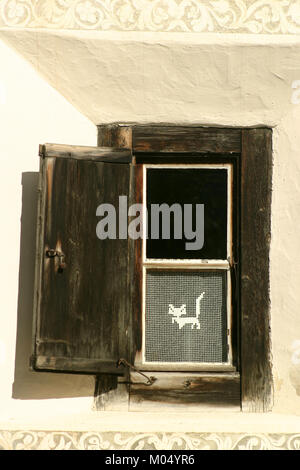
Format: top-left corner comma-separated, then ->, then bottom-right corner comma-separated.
138,163 -> 234,372
97,124 -> 273,412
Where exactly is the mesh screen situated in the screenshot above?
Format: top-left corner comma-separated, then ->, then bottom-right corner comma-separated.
145,271 -> 227,363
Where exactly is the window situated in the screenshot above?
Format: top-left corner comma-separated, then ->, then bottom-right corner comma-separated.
138,164 -> 234,371
31,126 -> 273,412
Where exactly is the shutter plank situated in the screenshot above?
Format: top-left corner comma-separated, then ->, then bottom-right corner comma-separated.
34,357 -> 122,374
33,151 -> 131,374
39,143 -> 131,162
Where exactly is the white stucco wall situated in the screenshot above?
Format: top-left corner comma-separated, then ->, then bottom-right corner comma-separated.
0,38 -> 97,423
1,28 -> 300,437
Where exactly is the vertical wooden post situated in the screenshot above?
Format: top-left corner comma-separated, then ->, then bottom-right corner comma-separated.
94,124 -> 133,411
241,128 -> 273,412
98,124 -> 132,149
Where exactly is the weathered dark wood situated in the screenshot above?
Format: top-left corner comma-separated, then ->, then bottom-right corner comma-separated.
129,164 -> 143,364
229,155 -> 240,372
32,158 -> 47,359
130,372 -> 240,406
133,126 -> 241,153
94,374 -> 118,411
241,128 -> 273,412
98,124 -> 132,149
94,378 -> 129,411
94,374 -> 118,395
135,153 -> 239,164
33,356 -> 123,375
33,153 -> 131,374
39,143 -> 131,163
95,125 -> 133,409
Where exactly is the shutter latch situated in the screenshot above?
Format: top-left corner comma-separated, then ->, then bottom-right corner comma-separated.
117,358 -> 156,386
46,249 -> 66,272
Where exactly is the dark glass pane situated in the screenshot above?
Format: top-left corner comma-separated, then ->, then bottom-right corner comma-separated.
146,168 -> 228,259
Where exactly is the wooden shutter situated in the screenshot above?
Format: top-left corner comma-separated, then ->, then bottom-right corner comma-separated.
31,144 -> 132,374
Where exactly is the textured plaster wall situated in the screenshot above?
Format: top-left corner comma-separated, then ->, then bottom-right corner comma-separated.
1,30 -> 300,128
271,112 -> 300,413
1,19 -> 300,436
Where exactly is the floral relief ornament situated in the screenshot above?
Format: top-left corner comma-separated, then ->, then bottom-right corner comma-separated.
1,431 -> 300,450
1,0 -> 300,33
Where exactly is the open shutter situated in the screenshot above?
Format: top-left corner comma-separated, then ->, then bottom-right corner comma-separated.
32,144 -> 132,374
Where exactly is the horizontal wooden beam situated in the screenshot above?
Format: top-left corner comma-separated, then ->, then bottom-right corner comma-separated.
39,144 -> 132,163
133,126 -> 241,154
130,372 -> 240,406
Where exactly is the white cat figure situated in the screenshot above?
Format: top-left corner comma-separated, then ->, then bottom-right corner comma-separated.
168,292 -> 205,330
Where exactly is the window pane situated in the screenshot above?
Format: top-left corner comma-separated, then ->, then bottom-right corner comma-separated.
146,168 -> 228,259
145,270 -> 228,363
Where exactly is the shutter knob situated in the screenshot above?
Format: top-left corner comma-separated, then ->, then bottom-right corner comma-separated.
46,249 -> 66,272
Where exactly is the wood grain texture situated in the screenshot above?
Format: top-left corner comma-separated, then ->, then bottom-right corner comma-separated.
94,374 -> 118,396
133,126 -> 241,153
130,164 -> 143,362
94,125 -> 134,409
130,372 -> 240,406
39,144 -> 131,163
97,124 -> 132,149
34,356 -> 122,374
93,374 -> 128,412
33,155 -> 131,375
241,128 -> 273,412
32,157 -> 48,362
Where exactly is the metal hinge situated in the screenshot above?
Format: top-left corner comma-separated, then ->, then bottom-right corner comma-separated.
228,255 -> 239,300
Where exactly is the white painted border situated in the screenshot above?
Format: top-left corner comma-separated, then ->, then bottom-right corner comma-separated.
143,260 -> 230,268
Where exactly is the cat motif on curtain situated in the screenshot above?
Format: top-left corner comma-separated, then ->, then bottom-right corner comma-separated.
168,292 -> 205,330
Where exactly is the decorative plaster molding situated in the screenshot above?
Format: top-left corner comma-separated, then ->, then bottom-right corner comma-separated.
1,0 -> 300,34
1,430 -> 300,450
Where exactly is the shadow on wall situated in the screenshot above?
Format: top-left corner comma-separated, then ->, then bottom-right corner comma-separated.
12,172 -> 95,399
